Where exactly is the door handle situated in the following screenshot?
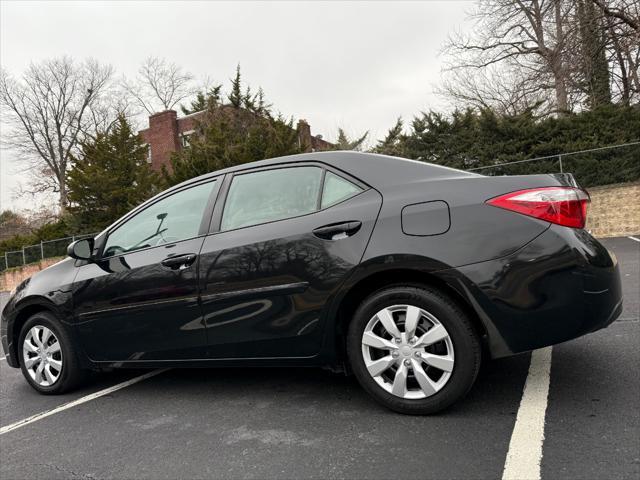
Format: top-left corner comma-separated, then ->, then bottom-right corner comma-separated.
312,221 -> 362,240
161,253 -> 197,270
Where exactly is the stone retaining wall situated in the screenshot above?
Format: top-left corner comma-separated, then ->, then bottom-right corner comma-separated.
586,181 -> 640,237
0,257 -> 63,292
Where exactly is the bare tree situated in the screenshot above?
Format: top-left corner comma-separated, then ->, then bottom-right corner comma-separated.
439,65 -> 551,115
0,57 -> 113,212
594,0 -> 640,103
84,84 -> 140,138
123,57 -> 196,115
443,0 -> 575,115
592,0 -> 640,31
441,0 -> 639,114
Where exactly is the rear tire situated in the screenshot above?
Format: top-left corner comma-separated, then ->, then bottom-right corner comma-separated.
347,285 -> 481,414
19,312 -> 87,395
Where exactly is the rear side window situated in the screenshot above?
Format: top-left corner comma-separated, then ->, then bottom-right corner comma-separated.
321,171 -> 362,208
221,167 -> 322,230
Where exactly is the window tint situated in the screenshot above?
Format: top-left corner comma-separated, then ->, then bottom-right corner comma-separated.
221,167 -> 322,230
321,171 -> 362,208
103,181 -> 215,256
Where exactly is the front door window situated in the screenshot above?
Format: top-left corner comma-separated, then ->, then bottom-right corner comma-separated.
103,181 -> 216,257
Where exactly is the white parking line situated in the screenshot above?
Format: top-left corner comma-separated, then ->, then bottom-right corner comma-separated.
628,236 -> 640,243
0,369 -> 168,436
502,347 -> 553,480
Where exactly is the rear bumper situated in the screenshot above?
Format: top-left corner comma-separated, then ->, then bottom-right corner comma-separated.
440,225 -> 623,358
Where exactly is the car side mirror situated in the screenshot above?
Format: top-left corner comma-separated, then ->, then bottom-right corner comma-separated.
67,238 -> 94,261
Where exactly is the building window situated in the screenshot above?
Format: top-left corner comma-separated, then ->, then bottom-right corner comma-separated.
180,130 -> 194,148
143,144 -> 152,164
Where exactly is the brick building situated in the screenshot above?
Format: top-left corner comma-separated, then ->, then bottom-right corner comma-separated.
139,109 -> 333,172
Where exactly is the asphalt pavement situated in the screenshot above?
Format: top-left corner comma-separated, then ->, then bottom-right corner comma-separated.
0,236 -> 638,479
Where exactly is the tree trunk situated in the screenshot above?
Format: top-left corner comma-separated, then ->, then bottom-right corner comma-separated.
626,47 -> 640,93
577,0 -> 612,108
58,176 -> 68,214
610,26 -> 631,104
553,0 -> 569,114
553,67 -> 569,113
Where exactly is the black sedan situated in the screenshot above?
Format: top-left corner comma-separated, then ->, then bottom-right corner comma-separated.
1,152 -> 622,414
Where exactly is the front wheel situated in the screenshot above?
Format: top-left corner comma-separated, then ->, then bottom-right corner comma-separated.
347,286 -> 481,414
19,312 -> 87,394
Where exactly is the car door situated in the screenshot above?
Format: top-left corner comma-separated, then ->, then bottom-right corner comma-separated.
72,179 -> 220,362
198,164 -> 382,359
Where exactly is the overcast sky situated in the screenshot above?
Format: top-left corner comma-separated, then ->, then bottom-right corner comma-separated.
0,0 -> 474,212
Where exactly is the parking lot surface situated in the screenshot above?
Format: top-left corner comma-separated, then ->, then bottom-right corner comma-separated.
1,236 -> 638,479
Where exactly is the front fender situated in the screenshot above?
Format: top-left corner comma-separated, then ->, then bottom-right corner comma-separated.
2,258 -> 79,368
2,294 -> 71,367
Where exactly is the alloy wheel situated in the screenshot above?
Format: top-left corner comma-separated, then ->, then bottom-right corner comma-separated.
361,304 -> 455,399
22,325 -> 63,387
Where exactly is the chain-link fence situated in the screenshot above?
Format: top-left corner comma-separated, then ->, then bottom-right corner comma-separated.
467,142 -> 640,186
1,232 -> 98,272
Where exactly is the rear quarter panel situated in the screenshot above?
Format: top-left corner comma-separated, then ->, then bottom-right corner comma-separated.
362,174 -> 576,268
352,172 -> 617,358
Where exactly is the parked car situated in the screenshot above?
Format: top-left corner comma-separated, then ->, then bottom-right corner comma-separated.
1,152 -> 622,414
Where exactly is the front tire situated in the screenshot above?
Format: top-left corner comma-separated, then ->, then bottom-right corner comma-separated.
19,312 -> 87,394
347,285 -> 481,414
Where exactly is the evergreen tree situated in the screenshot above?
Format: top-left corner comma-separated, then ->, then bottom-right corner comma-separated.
381,104 -> 640,187
228,64 -> 244,108
180,85 -> 222,115
162,105 -> 301,186
67,115 -> 160,231
373,118 -> 406,157
163,66 -> 303,186
254,87 -> 272,116
334,128 -> 369,151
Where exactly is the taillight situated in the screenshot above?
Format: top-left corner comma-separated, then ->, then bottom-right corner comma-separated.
487,187 -> 590,229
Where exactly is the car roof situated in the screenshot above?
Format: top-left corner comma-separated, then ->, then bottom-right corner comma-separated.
170,151 -> 478,193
